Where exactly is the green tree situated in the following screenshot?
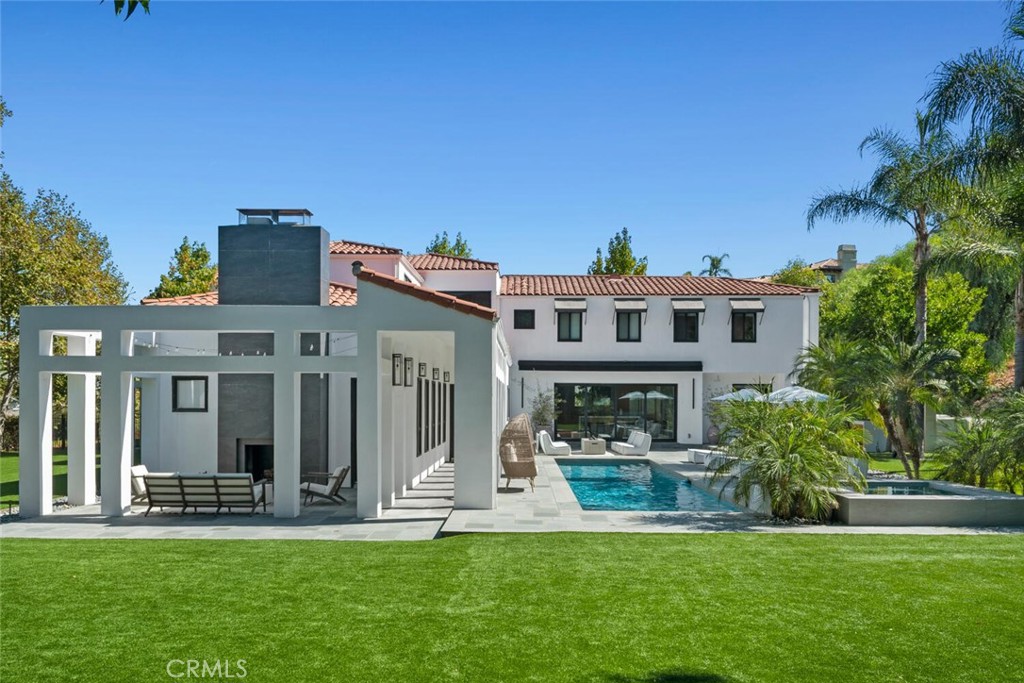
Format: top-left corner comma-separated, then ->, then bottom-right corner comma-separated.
588,228 -> 648,275
770,258 -> 829,288
699,253 -> 731,277
808,112 -> 970,347
0,182 -> 129,444
709,398 -> 866,521
147,237 -> 218,299
104,0 -> 150,20
425,231 -> 473,258
933,420 -> 1005,489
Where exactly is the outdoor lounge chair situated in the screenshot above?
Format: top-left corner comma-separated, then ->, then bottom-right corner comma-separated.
299,465 -> 350,506
610,430 -> 652,456
499,414 -> 538,491
130,464 -> 150,503
537,430 -> 571,455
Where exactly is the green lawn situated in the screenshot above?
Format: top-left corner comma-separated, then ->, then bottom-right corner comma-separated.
2,535 -> 1022,682
868,455 -> 942,479
0,450 -> 103,505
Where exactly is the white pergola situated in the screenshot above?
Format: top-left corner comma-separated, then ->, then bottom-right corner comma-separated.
18,276 -> 502,519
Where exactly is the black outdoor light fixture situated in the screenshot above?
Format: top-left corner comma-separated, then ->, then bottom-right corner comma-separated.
419,362 -> 427,378
392,354 -> 403,386
404,356 -> 414,387
432,367 -> 440,381
444,371 -> 450,383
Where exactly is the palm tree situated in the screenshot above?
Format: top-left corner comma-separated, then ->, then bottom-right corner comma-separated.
927,3 -> 1024,388
807,112 -> 968,346
709,399 -> 866,521
700,253 -> 731,277
934,164 -> 1024,388
796,337 -> 959,479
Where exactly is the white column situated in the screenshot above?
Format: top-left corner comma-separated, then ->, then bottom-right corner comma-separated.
18,371 -> 54,517
138,377 -> 160,470
66,335 -> 97,506
99,370 -> 133,516
356,333 -> 381,519
454,328 -> 497,509
272,370 -> 301,518
380,367 -> 395,509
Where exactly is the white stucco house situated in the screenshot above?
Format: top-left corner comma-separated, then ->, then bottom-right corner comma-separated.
18,209 -> 818,520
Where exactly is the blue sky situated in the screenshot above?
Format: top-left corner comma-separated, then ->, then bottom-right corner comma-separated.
1,1 -> 1009,301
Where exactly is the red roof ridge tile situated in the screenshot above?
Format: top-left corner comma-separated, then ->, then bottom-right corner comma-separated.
329,239 -> 403,255
355,267 -> 498,321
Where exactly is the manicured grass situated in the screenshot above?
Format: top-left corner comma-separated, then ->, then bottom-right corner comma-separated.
2,535 -> 1022,682
868,454 -> 941,479
0,450 -> 101,504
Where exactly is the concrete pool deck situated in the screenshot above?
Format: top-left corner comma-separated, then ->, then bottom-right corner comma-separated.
2,453 -> 1023,542
441,453 -> 1024,536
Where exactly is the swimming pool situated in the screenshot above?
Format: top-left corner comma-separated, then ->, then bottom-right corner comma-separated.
557,460 -> 741,512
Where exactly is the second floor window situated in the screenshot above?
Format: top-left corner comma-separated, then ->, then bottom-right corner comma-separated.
557,311 -> 583,342
514,309 -> 535,329
673,311 -> 699,342
616,311 -> 641,342
732,311 -> 758,343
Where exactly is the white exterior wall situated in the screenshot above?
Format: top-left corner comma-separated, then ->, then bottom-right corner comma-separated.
500,293 -> 817,445
328,255 -> 402,286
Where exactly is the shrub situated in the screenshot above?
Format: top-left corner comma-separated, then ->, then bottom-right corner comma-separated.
710,399 -> 866,521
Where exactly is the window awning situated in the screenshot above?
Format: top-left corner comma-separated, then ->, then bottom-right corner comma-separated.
730,299 -> 765,312
554,298 -> 588,311
672,299 -> 706,312
613,299 -> 648,311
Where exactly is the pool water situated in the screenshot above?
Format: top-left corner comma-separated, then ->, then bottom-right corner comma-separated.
866,482 -> 955,496
558,460 -> 741,512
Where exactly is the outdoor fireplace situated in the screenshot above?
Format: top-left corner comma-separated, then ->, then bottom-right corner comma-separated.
237,439 -> 274,482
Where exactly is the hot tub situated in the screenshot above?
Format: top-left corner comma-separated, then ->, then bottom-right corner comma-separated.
835,479 -> 1024,526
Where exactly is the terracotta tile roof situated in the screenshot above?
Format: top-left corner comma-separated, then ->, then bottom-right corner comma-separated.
329,240 -> 403,255
141,283 -> 359,307
355,267 -> 498,321
500,274 -> 817,297
407,253 -> 499,271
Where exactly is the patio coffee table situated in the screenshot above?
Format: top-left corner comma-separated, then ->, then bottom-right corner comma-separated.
581,438 -> 606,455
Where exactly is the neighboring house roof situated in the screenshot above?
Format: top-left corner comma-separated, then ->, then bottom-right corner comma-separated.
407,253 -> 500,271
329,240 -> 403,255
355,267 -> 498,321
141,282 -> 359,307
500,275 -> 817,297
809,258 -> 842,271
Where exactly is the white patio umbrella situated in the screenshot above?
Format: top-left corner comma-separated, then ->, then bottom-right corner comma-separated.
767,385 -> 829,404
618,391 -> 646,401
645,390 -> 672,400
709,388 -> 764,402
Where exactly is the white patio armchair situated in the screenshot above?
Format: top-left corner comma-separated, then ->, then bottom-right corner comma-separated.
537,430 -> 571,455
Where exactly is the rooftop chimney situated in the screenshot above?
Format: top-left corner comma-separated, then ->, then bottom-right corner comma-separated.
218,208 -> 329,305
837,244 -> 857,275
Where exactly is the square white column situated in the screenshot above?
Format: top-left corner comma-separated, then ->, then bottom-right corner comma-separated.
17,372 -> 54,517
99,370 -> 133,516
355,335 -> 381,519
453,329 -> 497,510
66,335 -> 97,506
273,370 -> 301,518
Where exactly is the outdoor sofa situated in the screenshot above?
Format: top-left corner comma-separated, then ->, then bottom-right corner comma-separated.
142,472 -> 266,516
537,430 -> 571,455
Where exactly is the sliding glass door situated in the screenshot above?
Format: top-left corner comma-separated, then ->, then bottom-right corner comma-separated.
554,383 -> 676,441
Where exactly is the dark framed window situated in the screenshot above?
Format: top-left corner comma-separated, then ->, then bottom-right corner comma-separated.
732,311 -> 758,343
172,376 -> 208,412
616,311 -> 642,342
513,309 -> 536,329
673,311 -> 699,342
557,311 -> 583,342
417,378 -> 424,456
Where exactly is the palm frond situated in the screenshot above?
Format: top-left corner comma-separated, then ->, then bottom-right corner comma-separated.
926,46 -> 1024,136
806,187 -> 913,230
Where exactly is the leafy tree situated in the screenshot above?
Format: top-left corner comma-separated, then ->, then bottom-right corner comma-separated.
588,228 -> 648,275
699,253 -> 731,277
770,258 -> 829,288
104,0 -> 150,20
709,399 -> 866,521
933,420 -> 1004,489
147,237 -> 218,299
425,231 -> 473,258
0,180 -> 129,445
808,112 -> 971,346
819,255 -> 988,396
